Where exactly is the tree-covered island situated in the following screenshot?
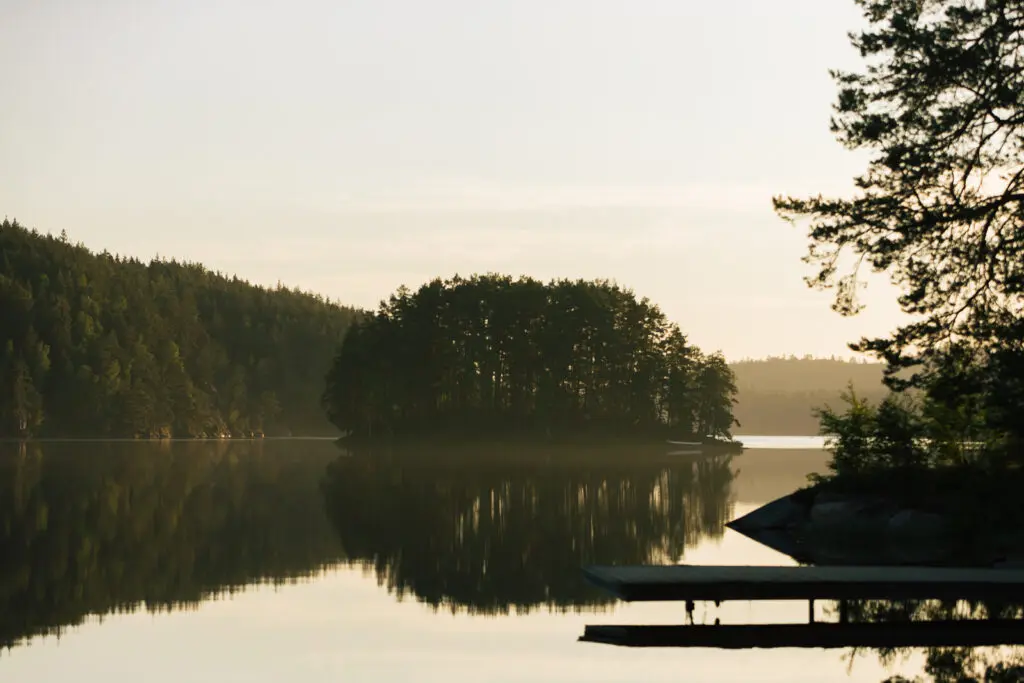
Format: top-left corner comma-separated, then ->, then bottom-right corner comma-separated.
323,275 -> 738,441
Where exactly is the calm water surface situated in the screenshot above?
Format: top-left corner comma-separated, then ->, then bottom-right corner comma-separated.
0,438 -> 1010,682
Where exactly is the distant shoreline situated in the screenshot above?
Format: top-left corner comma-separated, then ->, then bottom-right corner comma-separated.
0,434 -> 835,448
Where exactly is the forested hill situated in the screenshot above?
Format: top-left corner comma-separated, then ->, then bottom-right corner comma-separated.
729,356 -> 888,435
0,219 -> 359,438
324,275 -> 738,439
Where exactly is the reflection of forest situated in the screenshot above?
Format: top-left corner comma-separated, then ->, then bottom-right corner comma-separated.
835,600 -> 1024,682
0,440 -> 343,650
0,440 -> 736,651
320,443 -> 737,614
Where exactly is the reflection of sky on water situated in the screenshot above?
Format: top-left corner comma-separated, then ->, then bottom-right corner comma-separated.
733,435 -> 827,450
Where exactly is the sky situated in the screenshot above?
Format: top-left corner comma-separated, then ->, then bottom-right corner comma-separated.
0,0 -> 907,360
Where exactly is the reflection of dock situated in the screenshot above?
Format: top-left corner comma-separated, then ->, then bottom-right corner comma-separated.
581,564 -> 1024,649
580,620 -> 1024,649
582,564 -> 1024,602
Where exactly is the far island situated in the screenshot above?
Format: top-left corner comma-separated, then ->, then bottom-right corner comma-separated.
322,275 -> 741,449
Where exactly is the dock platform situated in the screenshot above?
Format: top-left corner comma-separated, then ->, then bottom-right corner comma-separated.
582,564 -> 1024,602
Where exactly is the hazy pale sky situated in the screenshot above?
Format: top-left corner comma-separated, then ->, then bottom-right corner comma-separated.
0,0 -> 906,359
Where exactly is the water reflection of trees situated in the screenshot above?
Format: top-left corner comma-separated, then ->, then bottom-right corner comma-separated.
831,600 -> 1024,682
320,444 -> 737,614
0,440 -> 737,649
0,440 -> 343,650
886,646 -> 1024,683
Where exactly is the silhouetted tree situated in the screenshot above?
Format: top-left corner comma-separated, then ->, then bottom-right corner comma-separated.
322,275 -> 738,439
774,0 -> 1024,453
775,0 -> 1024,364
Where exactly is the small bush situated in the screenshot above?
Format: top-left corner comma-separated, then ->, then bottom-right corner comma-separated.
814,383 -> 1023,482
814,386 -> 931,479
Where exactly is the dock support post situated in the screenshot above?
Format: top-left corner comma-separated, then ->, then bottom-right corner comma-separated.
808,599 -> 815,624
839,599 -> 849,624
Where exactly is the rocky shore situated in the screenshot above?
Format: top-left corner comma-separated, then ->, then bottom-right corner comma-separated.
728,488 -> 1024,568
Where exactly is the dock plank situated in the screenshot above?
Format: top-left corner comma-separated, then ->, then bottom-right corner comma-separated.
582,564 -> 1024,602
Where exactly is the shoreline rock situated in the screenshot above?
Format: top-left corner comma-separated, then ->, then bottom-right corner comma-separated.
727,489 -> 974,566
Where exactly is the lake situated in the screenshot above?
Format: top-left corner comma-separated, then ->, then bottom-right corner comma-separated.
0,437 -> 1014,682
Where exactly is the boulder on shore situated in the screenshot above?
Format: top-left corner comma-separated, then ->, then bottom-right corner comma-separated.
887,509 -> 947,537
727,495 -> 808,533
727,489 -> 965,566
807,494 -> 896,532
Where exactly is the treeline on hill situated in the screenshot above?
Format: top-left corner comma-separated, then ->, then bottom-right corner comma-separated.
730,356 -> 887,435
323,275 -> 738,439
0,219 -> 358,437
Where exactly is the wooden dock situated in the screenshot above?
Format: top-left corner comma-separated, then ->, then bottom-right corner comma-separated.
580,620 -> 1024,649
582,564 -> 1024,602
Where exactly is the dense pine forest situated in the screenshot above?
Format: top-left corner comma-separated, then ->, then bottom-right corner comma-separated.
0,219 -> 358,437
323,275 -> 738,439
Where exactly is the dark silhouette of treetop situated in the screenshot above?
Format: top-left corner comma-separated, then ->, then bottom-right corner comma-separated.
774,0 -> 1024,375
774,0 -> 1024,455
322,275 -> 737,439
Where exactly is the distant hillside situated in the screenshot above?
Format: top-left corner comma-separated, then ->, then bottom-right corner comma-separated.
729,356 -> 889,436
0,219 -> 359,437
